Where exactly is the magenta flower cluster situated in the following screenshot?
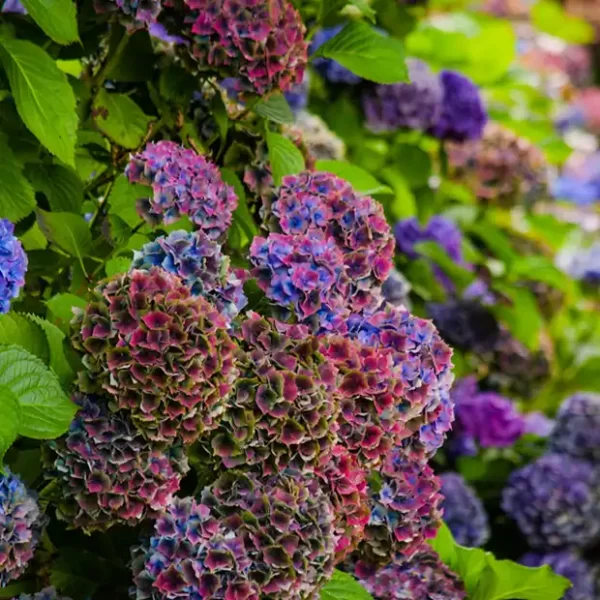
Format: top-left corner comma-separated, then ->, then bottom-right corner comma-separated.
126,141 -> 238,239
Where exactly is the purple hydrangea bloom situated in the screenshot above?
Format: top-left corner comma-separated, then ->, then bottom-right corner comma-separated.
0,219 -> 27,314
249,231 -> 351,330
440,472 -> 489,547
566,242 -> 600,285
148,21 -> 186,44
502,453 -> 600,549
430,71 -> 487,142
0,469 -> 44,586
1,0 -> 26,13
93,0 -> 160,26
552,176 -> 600,205
382,269 -> 412,310
13,589 -> 73,600
524,411 -> 555,437
550,393 -> 600,460
46,393 -> 189,533
284,72 -> 309,114
310,26 -> 362,85
356,549 -> 466,600
452,376 -> 525,450
125,141 -> 238,240
362,446 -> 443,564
522,551 -> 596,600
362,59 -> 443,132
131,230 -> 247,322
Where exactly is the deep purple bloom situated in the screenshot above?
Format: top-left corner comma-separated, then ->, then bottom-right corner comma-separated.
356,548 -> 466,599
132,230 -> 247,322
310,26 -> 362,85
0,218 -> 27,314
126,141 -> 238,240
395,216 -> 464,263
524,411 -> 555,437
0,469 -> 43,586
440,472 -> 489,547
522,551 -> 596,600
430,71 -> 487,142
1,0 -> 26,13
362,59 -> 443,132
550,393 -> 600,460
502,453 -> 600,549
451,376 -> 525,450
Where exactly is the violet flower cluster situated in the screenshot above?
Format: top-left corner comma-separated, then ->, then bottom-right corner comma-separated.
440,472 -> 489,547
0,219 -> 27,314
13,590 -> 72,600
126,141 -> 238,239
0,470 -> 43,586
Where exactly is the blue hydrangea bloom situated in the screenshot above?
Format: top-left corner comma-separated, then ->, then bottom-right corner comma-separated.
550,393 -> 600,461
284,72 -> 310,114
502,453 -> 600,549
1,0 -> 26,13
131,229 -> 247,322
0,218 -> 27,314
566,242 -> 600,285
310,26 -> 362,85
522,551 -> 596,600
440,472 -> 489,547
552,176 -> 600,205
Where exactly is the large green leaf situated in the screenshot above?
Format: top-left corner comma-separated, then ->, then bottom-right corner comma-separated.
313,21 -> 408,84
19,0 -> 79,45
0,132 -> 36,222
430,523 -> 570,600
93,89 -> 154,149
255,93 -> 294,124
105,257 -> 132,277
37,210 -> 92,261
414,241 -> 476,291
531,0 -> 594,44
25,163 -> 83,213
0,345 -> 76,439
107,174 -> 151,228
0,34 -> 78,165
315,160 -> 392,195
0,314 -> 49,364
266,131 -> 305,186
320,570 -> 373,600
0,386 -> 20,466
46,292 -> 87,333
221,167 -> 258,250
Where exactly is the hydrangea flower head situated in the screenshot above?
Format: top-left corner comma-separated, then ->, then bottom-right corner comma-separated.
362,59 -> 443,132
448,123 -> 548,206
551,152 -> 600,205
211,312 -> 338,475
381,269 -> 412,310
202,471 -> 335,598
361,446 -> 443,563
73,267 -> 238,444
94,0 -> 160,26
522,551 -> 596,600
356,548 -> 466,599
183,0 -> 308,95
1,0 -> 26,13
292,112 -> 346,161
440,472 -> 489,547
13,589 -> 73,600
345,303 -> 455,457
0,219 -> 27,314
316,444 -> 369,561
249,231 -> 351,330
132,230 -> 247,322
550,392 -> 600,460
284,72 -> 310,114
268,171 -> 394,311
126,141 -> 238,239
431,71 -> 487,142
502,453 -> 600,549
452,377 -> 525,450
46,393 -> 189,533
565,241 -> 600,285
0,469 -> 43,586
310,26 -> 361,85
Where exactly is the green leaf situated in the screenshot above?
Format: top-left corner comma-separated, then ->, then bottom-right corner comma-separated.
0,132 -> 36,223
531,0 -> 594,44
255,93 -> 294,124
221,168 -> 258,249
0,386 -> 20,466
509,256 -> 572,293
414,241 -> 476,291
93,89 -> 153,149
0,314 -> 49,364
25,163 -> 83,213
105,256 -> 132,277
0,345 -> 76,439
430,524 -> 570,600
19,0 -> 79,45
391,144 -> 432,187
315,160 -> 392,195
46,292 -> 87,333
107,174 -> 151,228
266,131 -> 305,186
320,570 -> 373,600
468,222 -> 517,265
211,92 -> 230,140
37,210 -> 92,261
0,34 -> 78,165
313,21 -> 408,84
347,0 -> 376,21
